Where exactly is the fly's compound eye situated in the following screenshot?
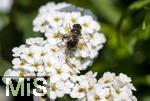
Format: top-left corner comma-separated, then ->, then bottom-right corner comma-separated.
71,29 -> 80,34
73,24 -> 82,30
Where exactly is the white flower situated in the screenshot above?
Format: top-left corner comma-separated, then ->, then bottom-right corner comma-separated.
74,39 -> 91,58
12,45 -> 26,57
70,71 -> 97,99
46,12 -> 63,28
28,60 -> 44,72
38,2 -> 71,14
77,16 -> 95,34
43,55 -> 58,73
63,80 -> 74,94
118,73 -> 132,84
65,12 -> 81,25
95,86 -> 111,100
26,37 -> 44,45
88,32 -> 106,47
48,81 -> 66,100
12,58 -> 29,70
44,43 -> 63,56
98,72 -> 116,87
45,28 -> 63,45
70,84 -> 86,99
0,0 -> 13,13
33,14 -> 49,33
50,64 -> 71,83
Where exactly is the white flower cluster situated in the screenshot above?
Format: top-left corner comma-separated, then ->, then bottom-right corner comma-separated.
71,72 -> 137,101
3,2 -> 137,101
33,2 -> 106,71
0,0 -> 13,13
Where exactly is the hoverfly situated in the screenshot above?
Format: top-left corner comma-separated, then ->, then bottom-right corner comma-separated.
60,24 -> 90,70
62,24 -> 82,57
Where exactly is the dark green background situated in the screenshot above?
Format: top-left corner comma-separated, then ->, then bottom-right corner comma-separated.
0,0 -> 150,101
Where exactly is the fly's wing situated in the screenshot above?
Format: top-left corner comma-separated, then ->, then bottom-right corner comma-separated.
61,34 -> 70,40
65,57 -> 80,73
78,33 -> 91,55
56,31 -> 70,47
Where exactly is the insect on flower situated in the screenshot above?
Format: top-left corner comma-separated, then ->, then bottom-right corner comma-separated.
62,24 -> 82,56
60,23 -> 90,69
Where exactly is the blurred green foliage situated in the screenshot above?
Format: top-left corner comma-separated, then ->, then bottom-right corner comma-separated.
0,0 -> 150,100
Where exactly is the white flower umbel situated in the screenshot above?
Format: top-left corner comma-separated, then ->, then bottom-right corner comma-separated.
11,37 -> 72,75
33,2 -> 106,71
3,37 -> 78,100
0,0 -> 13,13
74,72 -> 137,101
70,71 -> 97,99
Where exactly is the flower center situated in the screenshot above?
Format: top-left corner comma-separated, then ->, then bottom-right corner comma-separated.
41,51 -> 46,56
54,17 -> 60,22
41,21 -> 48,27
28,52 -> 34,58
94,95 -> 100,100
56,69 -> 62,74
32,62 -> 40,68
47,62 -> 52,67
20,60 -> 26,66
78,88 -> 86,93
51,84 -> 56,91
19,72 -> 25,77
53,33 -> 60,39
115,89 -> 120,94
71,18 -> 76,23
83,23 -> 88,27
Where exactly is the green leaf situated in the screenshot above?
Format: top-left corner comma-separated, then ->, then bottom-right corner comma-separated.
144,11 -> 150,25
91,0 -> 122,25
134,75 -> 150,85
14,12 -> 42,42
0,60 -> 11,76
141,96 -> 150,101
101,23 -> 118,49
16,0 -> 31,7
129,0 -> 150,10
146,75 -> 150,85
132,25 -> 150,41
0,14 -> 10,30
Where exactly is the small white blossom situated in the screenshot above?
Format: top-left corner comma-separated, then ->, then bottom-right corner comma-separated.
70,71 -> 97,99
0,0 -> 13,13
12,45 -> 26,57
12,58 -> 29,70
50,64 -> 71,83
48,81 -> 66,100
26,37 -> 44,45
45,28 -> 63,45
33,14 -> 49,33
38,2 -> 71,15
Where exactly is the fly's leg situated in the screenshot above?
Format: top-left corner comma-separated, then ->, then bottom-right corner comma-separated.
65,51 -> 80,73
61,34 -> 70,41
